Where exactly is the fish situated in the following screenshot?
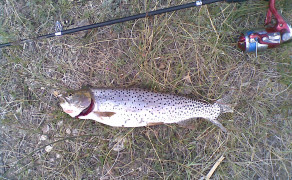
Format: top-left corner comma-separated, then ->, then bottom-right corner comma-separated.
57,87 -> 233,132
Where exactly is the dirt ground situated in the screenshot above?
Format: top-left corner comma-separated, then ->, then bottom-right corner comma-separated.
0,0 -> 291,179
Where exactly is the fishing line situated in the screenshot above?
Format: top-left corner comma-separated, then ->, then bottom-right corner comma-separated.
0,0 -> 246,48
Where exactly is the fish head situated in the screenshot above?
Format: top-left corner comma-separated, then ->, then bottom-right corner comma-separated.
58,89 -> 92,117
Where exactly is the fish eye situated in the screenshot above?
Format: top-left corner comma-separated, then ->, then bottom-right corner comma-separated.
65,93 -> 73,101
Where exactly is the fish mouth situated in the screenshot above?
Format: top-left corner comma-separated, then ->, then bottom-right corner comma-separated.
75,99 -> 95,118
64,110 -> 74,114
55,91 -> 67,104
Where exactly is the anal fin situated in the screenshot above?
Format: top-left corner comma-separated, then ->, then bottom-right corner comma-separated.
147,122 -> 164,126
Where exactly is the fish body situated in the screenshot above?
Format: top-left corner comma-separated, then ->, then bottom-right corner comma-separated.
59,88 -> 232,132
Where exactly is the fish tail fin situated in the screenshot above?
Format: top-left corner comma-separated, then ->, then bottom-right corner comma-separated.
208,88 -> 236,132
208,100 -> 232,132
215,99 -> 234,114
215,88 -> 236,114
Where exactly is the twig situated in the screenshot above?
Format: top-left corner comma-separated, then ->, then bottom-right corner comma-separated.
205,156 -> 225,180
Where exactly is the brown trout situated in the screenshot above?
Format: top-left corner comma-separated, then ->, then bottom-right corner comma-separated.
58,88 -> 232,132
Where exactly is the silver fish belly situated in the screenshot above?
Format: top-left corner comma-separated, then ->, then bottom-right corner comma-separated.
77,88 -> 229,132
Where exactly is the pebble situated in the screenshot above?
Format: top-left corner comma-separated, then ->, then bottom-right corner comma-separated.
72,129 -> 78,136
42,125 -> 50,133
40,135 -> 48,141
45,145 -> 53,153
111,136 -> 127,152
66,128 -> 71,134
57,121 -> 63,126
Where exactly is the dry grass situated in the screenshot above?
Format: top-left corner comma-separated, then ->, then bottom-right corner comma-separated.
0,0 -> 291,179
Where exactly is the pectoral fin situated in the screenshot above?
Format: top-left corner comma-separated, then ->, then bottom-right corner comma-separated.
94,111 -> 116,117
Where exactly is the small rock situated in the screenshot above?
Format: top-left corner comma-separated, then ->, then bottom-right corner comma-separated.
56,153 -> 61,159
16,107 -> 22,114
45,145 -> 53,153
42,125 -> 50,133
66,128 -> 71,134
72,129 -> 78,136
40,135 -> 48,141
57,121 -> 63,126
241,82 -> 251,87
111,136 -> 127,152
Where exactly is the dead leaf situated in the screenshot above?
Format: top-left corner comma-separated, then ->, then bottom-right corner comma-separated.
159,63 -> 166,70
183,72 -> 192,83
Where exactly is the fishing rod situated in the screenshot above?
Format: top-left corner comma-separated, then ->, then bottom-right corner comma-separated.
0,0 -> 246,49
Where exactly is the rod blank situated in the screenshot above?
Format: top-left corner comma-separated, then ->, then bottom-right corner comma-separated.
0,0 -> 245,48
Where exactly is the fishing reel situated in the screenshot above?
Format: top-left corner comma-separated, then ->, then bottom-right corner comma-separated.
238,0 -> 292,53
